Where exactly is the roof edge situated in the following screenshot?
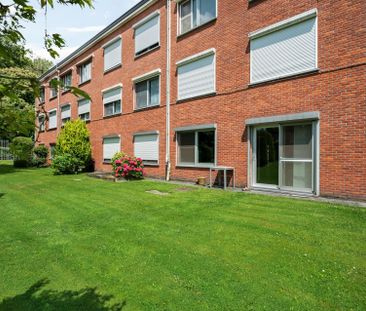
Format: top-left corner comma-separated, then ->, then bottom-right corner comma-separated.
39,0 -> 157,82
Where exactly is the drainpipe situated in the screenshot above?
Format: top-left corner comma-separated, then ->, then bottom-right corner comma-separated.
165,0 -> 172,181
56,67 -> 60,136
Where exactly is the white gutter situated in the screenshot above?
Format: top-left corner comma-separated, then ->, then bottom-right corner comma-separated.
165,0 -> 171,181
40,0 -> 158,82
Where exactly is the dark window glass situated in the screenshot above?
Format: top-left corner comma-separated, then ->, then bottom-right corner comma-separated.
198,131 -> 215,163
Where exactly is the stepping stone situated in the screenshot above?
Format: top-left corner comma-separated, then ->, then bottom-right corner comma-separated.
146,190 -> 169,196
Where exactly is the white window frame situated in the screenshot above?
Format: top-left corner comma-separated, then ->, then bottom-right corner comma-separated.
133,10 -> 160,57
133,131 -> 160,166
38,114 -> 45,132
60,71 -> 72,92
49,78 -> 58,99
102,84 -> 123,117
175,124 -> 217,168
176,48 -> 216,101
133,69 -> 161,110
102,135 -> 121,163
78,60 -> 92,84
61,103 -> 71,126
48,108 -> 57,130
249,9 -> 318,85
103,35 -> 122,72
77,98 -> 91,121
178,0 -> 218,35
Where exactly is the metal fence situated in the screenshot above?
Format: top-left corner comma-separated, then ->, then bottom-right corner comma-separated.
0,139 -> 13,160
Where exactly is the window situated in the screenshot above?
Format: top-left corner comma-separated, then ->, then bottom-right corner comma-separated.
49,79 -> 58,98
61,104 -> 71,125
177,50 -> 215,100
179,0 -> 216,35
134,12 -> 160,56
104,38 -> 122,72
61,72 -> 72,92
48,109 -> 57,129
250,10 -> 317,84
135,76 -> 160,109
78,99 -> 91,121
134,133 -> 159,165
79,61 -> 92,84
103,137 -> 120,163
177,129 -> 215,166
103,86 -> 122,117
50,144 -> 56,159
38,115 -> 45,132
40,87 -> 45,103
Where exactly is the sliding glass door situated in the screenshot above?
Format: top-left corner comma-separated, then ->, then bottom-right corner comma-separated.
253,122 -> 315,193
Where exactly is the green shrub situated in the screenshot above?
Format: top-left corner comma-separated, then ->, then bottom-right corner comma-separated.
32,145 -> 49,167
51,154 -> 84,175
111,151 -> 126,172
9,137 -> 33,165
33,145 -> 48,159
54,120 -> 92,174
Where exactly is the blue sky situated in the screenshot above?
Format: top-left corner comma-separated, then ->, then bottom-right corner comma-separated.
23,0 -> 140,63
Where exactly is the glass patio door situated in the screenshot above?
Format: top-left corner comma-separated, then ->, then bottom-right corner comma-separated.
253,123 -> 314,193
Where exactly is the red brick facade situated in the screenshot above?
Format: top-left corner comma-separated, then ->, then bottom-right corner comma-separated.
37,0 -> 366,200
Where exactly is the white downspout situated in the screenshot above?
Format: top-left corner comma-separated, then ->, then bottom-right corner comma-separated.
165,0 -> 172,181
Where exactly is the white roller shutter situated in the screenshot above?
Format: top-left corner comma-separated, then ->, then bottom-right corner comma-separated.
104,39 -> 121,71
103,137 -> 120,161
49,110 -> 57,129
250,16 -> 317,84
78,99 -> 90,115
103,87 -> 121,104
134,134 -> 159,163
135,14 -> 160,55
61,105 -> 71,119
178,53 -> 215,100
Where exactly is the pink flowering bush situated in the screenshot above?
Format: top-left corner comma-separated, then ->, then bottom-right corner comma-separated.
112,154 -> 144,180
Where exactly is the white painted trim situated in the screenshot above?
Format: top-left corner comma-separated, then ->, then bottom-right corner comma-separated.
40,0 -> 158,81
101,83 -> 123,93
176,48 -> 216,66
132,10 -> 160,29
102,35 -> 122,48
75,54 -> 94,67
132,68 -> 161,83
248,8 -> 318,39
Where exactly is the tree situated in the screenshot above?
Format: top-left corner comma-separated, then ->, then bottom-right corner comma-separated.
0,1 -> 92,139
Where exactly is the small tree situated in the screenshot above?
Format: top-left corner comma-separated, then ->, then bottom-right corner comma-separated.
32,145 -> 49,167
52,119 -> 91,174
9,136 -> 34,167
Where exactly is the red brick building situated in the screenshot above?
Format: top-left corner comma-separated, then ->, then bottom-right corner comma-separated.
37,0 -> 366,200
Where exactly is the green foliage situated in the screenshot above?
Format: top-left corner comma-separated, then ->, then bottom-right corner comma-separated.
9,136 -> 33,162
111,151 -> 126,171
13,159 -> 29,168
51,154 -> 84,175
32,145 -> 49,167
53,119 -> 91,174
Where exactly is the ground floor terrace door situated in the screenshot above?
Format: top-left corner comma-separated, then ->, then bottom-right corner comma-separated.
252,122 -> 317,194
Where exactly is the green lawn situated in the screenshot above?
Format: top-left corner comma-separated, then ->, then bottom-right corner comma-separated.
0,162 -> 365,310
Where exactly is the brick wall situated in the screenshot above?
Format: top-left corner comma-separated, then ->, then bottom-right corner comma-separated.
37,0 -> 366,200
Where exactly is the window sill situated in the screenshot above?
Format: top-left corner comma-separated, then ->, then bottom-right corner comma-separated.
78,79 -> 91,87
143,162 -> 159,167
134,104 -> 160,112
104,64 -> 122,74
61,89 -> 71,95
177,18 -> 217,39
176,164 -> 215,169
134,44 -> 160,59
49,96 -> 57,101
176,92 -> 216,104
48,127 -> 57,131
103,113 -> 122,119
103,161 -> 112,165
249,68 -> 319,87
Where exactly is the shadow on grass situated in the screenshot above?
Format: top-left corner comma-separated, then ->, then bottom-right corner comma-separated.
0,279 -> 126,311
0,164 -> 16,175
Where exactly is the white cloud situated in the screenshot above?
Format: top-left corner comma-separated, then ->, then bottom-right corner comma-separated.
64,25 -> 105,33
27,43 -> 78,62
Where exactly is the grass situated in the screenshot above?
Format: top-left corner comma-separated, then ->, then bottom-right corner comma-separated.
0,161 -> 365,310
